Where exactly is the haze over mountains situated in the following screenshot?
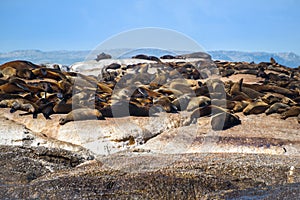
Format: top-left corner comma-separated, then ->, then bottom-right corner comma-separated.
0,49 -> 299,68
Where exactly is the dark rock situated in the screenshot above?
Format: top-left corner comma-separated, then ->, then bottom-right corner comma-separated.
160,55 -> 176,59
95,52 -> 112,61
176,51 -> 212,60
132,54 -> 149,60
0,153 -> 299,199
0,145 -> 92,185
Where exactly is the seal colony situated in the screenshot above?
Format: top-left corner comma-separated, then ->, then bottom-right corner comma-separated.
0,53 -> 299,130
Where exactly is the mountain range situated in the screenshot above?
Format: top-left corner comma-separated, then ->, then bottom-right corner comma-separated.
209,50 -> 300,68
0,49 -> 299,68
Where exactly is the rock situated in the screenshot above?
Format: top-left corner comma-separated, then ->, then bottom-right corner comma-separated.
0,152 -> 300,199
1,55 -> 300,199
95,52 -> 112,61
0,145 -> 92,185
176,51 -> 212,60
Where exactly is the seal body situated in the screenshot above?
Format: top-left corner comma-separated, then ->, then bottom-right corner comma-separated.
59,108 -> 104,125
211,112 -> 241,131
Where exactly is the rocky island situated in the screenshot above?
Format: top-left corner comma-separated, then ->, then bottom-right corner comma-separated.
0,52 -> 299,199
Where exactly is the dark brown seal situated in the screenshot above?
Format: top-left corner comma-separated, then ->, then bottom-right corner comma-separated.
211,112 -> 241,131
59,108 -> 104,125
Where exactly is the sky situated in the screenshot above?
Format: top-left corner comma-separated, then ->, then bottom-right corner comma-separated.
1,0 -> 300,54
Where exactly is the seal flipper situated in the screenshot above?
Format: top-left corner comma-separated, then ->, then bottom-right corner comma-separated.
41,105 -> 53,120
33,112 -> 38,119
42,112 -> 51,120
238,78 -> 243,92
19,112 -> 38,119
14,82 -> 30,92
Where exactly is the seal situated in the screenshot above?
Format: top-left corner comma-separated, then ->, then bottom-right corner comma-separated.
53,100 -> 73,114
132,54 -> 149,60
184,105 -> 228,125
0,82 -> 28,93
169,81 -> 193,94
281,106 -> 300,120
9,77 -> 43,93
243,100 -> 269,115
0,66 -> 17,77
262,93 -> 282,105
32,68 -> 67,80
257,84 -> 296,98
270,57 -> 277,65
101,100 -> 153,117
150,69 -> 168,88
160,55 -> 176,59
0,98 -> 38,116
153,96 -> 177,113
211,112 -> 241,131
59,108 -> 104,125
186,96 -> 211,111
233,101 -> 249,113
230,78 -> 263,99
0,60 -> 40,71
265,103 -> 290,115
230,78 -> 250,99
171,94 -> 191,111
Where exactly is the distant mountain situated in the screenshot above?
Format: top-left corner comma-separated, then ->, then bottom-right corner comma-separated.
0,49 -> 299,68
208,50 -> 300,68
0,50 -> 90,66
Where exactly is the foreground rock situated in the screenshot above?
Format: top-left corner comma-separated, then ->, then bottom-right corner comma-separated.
0,149 -> 299,199
0,145 -> 93,186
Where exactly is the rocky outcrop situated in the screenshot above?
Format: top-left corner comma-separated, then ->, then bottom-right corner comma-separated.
95,52 -> 112,61
0,151 -> 299,199
0,56 -> 299,156
0,55 -> 300,199
0,145 -> 93,186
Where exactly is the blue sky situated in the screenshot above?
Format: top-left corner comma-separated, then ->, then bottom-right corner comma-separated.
1,0 -> 300,54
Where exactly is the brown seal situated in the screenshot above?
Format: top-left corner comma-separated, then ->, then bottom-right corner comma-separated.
232,101 -> 249,113
270,57 -> 277,65
265,103 -> 290,115
32,68 -> 67,80
100,100 -> 153,117
0,60 -> 40,71
153,96 -> 177,113
0,60 -> 39,79
243,100 -> 269,115
211,112 -> 241,131
53,100 -> 73,114
0,66 -> 17,77
0,82 -> 29,93
184,105 -> 228,125
281,106 -> 300,120
171,94 -> 191,111
0,98 -> 38,116
59,108 -> 104,125
230,78 -> 250,99
186,96 -> 211,111
230,78 -> 263,99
